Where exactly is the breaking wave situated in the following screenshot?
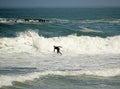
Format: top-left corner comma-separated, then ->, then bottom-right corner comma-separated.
0,30 -> 120,55
0,68 -> 120,87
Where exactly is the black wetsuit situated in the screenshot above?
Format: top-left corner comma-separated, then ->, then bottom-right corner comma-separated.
54,46 -> 62,55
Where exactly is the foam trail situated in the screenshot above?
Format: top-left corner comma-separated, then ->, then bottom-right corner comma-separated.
0,68 -> 120,87
50,18 -> 120,24
79,19 -> 120,24
79,26 -> 103,33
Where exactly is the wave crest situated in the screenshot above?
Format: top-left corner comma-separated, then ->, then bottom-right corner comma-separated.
0,30 -> 120,55
0,68 -> 120,87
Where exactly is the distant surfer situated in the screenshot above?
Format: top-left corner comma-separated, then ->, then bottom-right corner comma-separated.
53,45 -> 62,55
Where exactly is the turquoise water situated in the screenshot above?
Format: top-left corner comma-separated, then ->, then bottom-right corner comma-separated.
0,8 -> 120,89
0,8 -> 120,37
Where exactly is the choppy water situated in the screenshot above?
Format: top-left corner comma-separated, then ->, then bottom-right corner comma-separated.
0,8 -> 120,89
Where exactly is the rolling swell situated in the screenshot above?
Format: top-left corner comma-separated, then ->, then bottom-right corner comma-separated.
1,69 -> 120,88
0,17 -> 120,37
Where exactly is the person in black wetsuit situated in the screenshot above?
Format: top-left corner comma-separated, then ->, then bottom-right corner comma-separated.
53,45 -> 62,55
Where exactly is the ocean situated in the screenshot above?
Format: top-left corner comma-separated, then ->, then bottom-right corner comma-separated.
0,8 -> 120,89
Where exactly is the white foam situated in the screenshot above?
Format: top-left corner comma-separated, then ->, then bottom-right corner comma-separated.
51,18 -> 120,24
0,30 -> 120,55
79,19 -> 120,24
0,72 -> 40,87
79,26 -> 103,33
0,68 -> 120,87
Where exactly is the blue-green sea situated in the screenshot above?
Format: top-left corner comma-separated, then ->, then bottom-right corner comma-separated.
0,8 -> 120,89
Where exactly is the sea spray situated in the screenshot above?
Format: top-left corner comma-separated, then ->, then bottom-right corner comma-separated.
0,30 -> 120,55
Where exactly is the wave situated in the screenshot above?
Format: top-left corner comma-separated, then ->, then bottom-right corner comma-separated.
78,19 -> 120,24
0,68 -> 120,87
50,18 -> 120,24
0,30 -> 120,55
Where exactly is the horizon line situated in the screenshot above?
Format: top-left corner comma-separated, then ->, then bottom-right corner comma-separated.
0,6 -> 120,9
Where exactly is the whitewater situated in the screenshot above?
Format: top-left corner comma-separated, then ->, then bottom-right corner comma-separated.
0,30 -> 120,88
0,30 -> 120,54
0,8 -> 120,89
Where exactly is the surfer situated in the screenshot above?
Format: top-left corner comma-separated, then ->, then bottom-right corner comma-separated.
53,45 -> 62,55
